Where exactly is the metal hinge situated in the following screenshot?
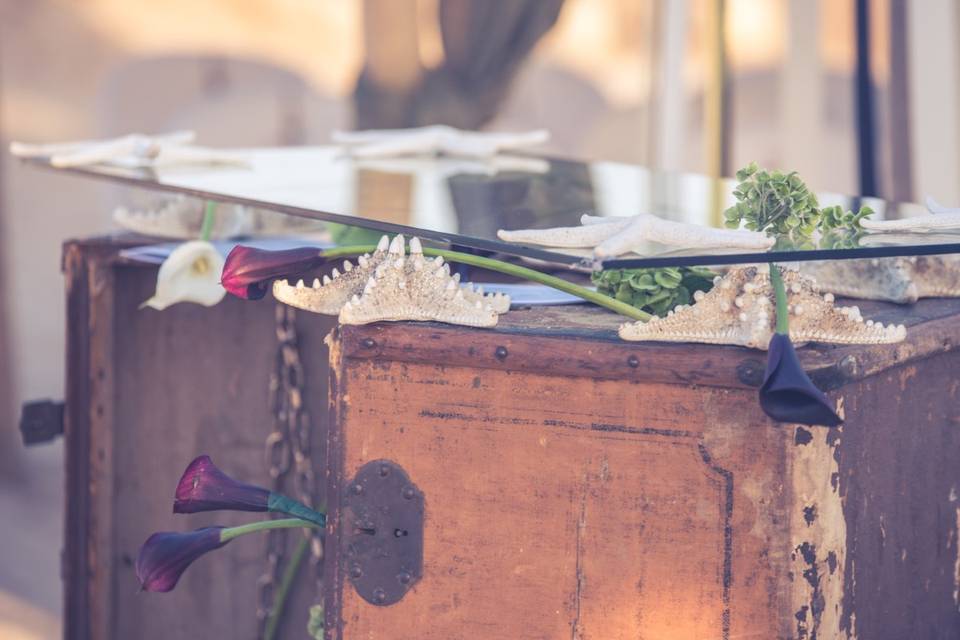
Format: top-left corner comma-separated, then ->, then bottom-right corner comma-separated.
343,459 -> 424,606
20,399 -> 65,445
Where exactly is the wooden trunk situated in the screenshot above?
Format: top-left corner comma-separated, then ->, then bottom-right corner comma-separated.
323,305 -> 960,639
64,239 -> 960,639
63,239 -> 336,640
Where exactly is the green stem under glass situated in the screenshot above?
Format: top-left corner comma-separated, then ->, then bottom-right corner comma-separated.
768,262 -> 789,335
319,244 -> 652,322
263,535 -> 310,640
219,517 -> 318,543
200,201 -> 216,242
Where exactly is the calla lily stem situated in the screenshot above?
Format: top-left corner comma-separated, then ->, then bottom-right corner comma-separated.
769,262 -> 789,335
264,536 -> 310,640
319,244 -> 653,322
200,201 -> 216,242
219,517 -> 319,543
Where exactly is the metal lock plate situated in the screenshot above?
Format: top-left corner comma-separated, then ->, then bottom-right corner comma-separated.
343,459 -> 424,606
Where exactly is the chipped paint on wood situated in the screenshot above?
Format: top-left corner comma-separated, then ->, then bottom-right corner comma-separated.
788,398 -> 855,640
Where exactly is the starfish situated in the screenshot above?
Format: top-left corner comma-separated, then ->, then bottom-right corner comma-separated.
114,196 -> 324,240
619,266 -> 906,349
10,130 -> 248,168
272,235 -> 510,321
800,255 -> 960,303
861,196 -> 960,233
338,236 -> 505,327
906,255 -> 960,297
332,125 -> 549,159
497,214 -> 774,259
800,258 -> 919,304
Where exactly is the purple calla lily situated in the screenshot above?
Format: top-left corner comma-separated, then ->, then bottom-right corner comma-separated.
221,245 -> 325,300
759,333 -> 843,427
174,455 -> 270,514
136,527 -> 228,592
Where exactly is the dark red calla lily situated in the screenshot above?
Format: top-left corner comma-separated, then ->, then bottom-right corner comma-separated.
759,333 -> 843,427
174,455 -> 270,514
136,527 -> 228,592
221,245 -> 325,300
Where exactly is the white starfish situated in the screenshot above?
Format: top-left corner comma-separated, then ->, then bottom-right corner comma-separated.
332,125 -> 549,159
497,213 -> 774,259
859,195 -> 960,233
9,130 -> 248,168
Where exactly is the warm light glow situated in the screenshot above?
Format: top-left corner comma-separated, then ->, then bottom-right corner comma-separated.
725,0 -> 786,70
69,0 -> 363,96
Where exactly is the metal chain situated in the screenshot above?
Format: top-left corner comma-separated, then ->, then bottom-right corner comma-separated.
256,304 -> 324,638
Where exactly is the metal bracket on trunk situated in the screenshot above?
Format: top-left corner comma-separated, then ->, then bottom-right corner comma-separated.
343,459 -> 424,606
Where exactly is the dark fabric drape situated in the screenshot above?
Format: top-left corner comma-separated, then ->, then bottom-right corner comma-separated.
354,0 -> 565,130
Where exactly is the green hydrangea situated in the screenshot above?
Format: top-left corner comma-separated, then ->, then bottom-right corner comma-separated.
723,162 -> 821,241
592,266 -> 717,316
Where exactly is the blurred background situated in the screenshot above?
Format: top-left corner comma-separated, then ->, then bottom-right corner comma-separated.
1,1 -> 958,638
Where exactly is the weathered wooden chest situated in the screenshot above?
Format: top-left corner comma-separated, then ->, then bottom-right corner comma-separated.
64,239 -> 960,640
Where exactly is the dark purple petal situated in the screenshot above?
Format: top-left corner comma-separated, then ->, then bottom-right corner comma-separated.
759,333 -> 843,427
221,246 -> 325,300
136,527 -> 228,592
174,455 -> 270,514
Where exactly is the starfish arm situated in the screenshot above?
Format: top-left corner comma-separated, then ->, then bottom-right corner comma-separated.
151,145 -> 250,167
861,212 -> 960,232
498,219 -> 631,248
331,125 -> 452,145
925,196 -> 958,214
458,129 -> 550,152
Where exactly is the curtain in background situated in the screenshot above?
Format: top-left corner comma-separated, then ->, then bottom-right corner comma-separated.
354,0 -> 565,129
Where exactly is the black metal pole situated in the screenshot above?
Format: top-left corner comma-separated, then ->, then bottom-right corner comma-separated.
855,0 -> 879,196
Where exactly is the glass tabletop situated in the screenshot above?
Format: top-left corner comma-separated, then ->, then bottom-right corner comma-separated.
25,146 -> 960,269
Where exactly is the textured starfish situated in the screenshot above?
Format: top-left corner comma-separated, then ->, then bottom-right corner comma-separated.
10,130 -> 247,168
800,258 -> 919,304
273,235 -> 393,314
498,213 -> 774,258
619,266 -> 906,349
907,255 -> 960,297
800,255 -> 960,303
338,237 -> 505,327
273,235 -> 509,320
114,196 -> 324,240
333,125 -> 549,159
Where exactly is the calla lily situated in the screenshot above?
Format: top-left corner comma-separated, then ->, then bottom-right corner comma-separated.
136,527 -> 228,592
221,245 -> 325,300
174,455 -> 270,514
136,518 -> 318,593
759,333 -> 843,427
142,240 -> 226,310
174,455 -> 326,526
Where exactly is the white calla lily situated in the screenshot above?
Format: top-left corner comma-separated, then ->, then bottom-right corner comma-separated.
142,240 -> 226,310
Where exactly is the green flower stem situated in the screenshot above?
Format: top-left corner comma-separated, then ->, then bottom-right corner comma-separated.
264,535 -> 310,640
319,244 -> 652,322
268,492 -> 326,527
219,517 -> 318,543
199,201 -> 216,241
769,262 -> 789,335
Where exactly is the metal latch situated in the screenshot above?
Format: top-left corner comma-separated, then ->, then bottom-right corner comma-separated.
20,400 -> 64,445
343,459 -> 424,606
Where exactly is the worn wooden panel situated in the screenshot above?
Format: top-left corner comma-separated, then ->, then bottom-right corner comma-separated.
326,350 -> 795,639
836,354 -> 960,639
64,240 -> 336,640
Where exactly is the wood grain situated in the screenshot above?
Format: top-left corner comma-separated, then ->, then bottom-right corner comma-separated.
326,352 -> 795,639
